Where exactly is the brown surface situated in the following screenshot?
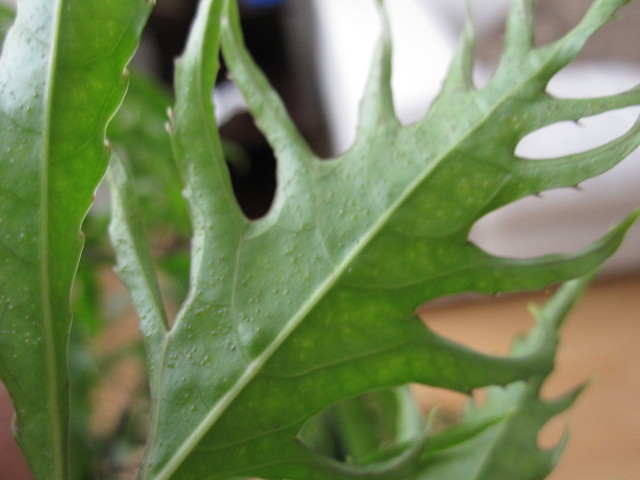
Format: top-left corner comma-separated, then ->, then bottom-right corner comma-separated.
0,383 -> 34,480
418,273 -> 640,480
477,0 -> 640,66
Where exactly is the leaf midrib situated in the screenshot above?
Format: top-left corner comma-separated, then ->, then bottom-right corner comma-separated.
40,0 -> 66,478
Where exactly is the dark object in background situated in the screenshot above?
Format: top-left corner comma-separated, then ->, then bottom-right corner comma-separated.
241,0 -> 286,7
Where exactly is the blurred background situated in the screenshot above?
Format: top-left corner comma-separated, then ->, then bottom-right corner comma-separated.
0,0 -> 638,479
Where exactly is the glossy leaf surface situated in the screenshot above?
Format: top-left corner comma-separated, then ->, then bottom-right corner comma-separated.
0,1 -> 151,478
108,0 -> 640,478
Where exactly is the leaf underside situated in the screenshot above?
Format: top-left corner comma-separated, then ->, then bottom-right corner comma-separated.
108,0 -> 640,479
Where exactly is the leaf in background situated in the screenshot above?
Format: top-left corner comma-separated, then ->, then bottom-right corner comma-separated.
0,1 -> 152,478
298,386 -> 425,466
108,0 -> 639,478
415,274 -> 594,480
108,153 -> 170,388
109,71 -> 191,239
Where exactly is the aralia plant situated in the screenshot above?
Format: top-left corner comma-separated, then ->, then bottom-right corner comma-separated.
0,0 -> 639,479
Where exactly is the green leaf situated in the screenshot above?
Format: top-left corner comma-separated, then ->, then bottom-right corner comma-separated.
299,386 -> 425,466
0,1 -> 151,478
108,71 -> 191,237
415,274 -> 595,480
108,152 -> 170,388
108,0 -> 639,478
